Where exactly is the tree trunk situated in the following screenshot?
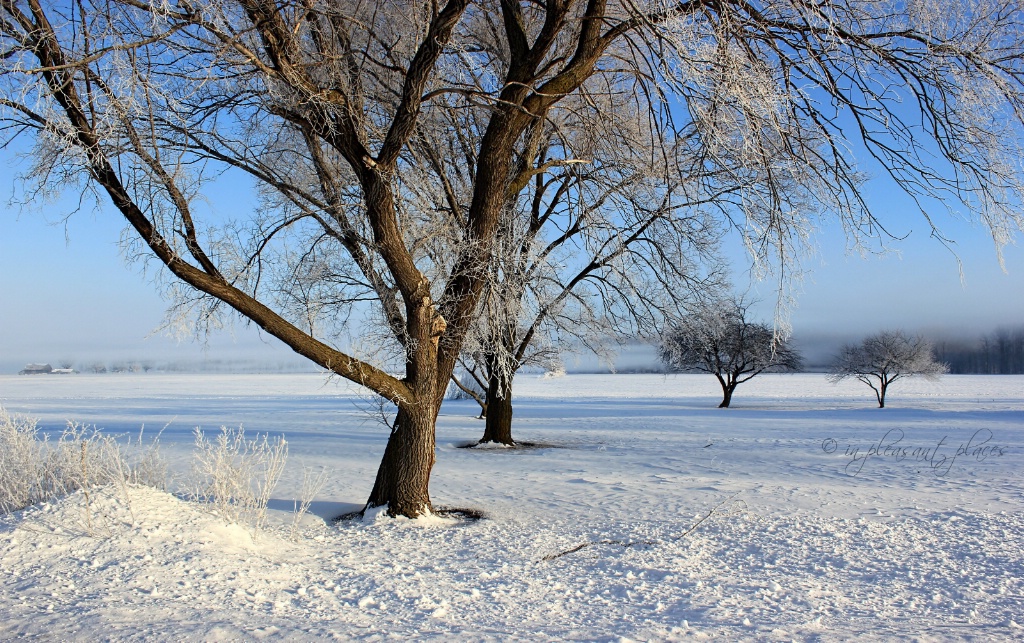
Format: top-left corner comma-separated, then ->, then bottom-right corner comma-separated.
365,403 -> 437,517
480,374 -> 515,445
877,382 -> 887,408
364,295 -> 446,518
719,382 -> 735,408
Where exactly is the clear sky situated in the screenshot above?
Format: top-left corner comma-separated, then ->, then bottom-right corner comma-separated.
0,157 -> 301,373
2,145 -> 1023,374
738,217 -> 1024,364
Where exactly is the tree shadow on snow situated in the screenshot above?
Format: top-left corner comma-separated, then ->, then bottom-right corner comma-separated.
266,498 -> 365,522
332,505 -> 486,524
452,440 -> 568,451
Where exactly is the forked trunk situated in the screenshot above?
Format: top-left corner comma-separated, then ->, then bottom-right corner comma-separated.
719,381 -> 735,408
365,404 -> 437,517
480,374 -> 514,445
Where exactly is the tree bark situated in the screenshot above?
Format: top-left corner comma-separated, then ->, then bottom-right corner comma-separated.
365,403 -> 438,517
364,289 -> 447,517
877,382 -> 887,408
480,372 -> 515,445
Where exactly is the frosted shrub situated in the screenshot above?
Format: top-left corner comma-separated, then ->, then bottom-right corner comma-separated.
189,426 -> 288,535
3,408 -> 311,539
43,424 -> 124,498
290,466 -> 330,539
0,407 -> 45,513
0,407 -> 166,516
124,427 -> 168,490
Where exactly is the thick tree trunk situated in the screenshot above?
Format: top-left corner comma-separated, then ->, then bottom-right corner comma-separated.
364,293 -> 447,518
480,373 -> 515,445
877,382 -> 887,408
365,403 -> 438,518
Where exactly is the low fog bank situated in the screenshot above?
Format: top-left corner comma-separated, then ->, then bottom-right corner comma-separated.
561,325 -> 1024,375
8,324 -> 1021,376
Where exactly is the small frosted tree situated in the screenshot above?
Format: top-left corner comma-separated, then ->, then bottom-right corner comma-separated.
829,330 -> 948,408
659,299 -> 802,408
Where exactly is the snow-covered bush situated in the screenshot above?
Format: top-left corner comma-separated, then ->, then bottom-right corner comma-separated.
0,407 -> 45,513
290,466 -> 330,539
188,426 -> 288,535
541,366 -> 566,380
0,407 -> 166,515
2,408 -> 311,539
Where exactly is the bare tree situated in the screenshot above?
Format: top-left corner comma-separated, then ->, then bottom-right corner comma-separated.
659,298 -> 802,407
476,196 -> 721,444
3,1 -> 1024,517
829,330 -> 948,407
452,119 -> 724,445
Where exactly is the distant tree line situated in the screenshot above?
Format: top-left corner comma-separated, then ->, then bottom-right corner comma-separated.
16,359 -> 312,375
933,326 -> 1024,374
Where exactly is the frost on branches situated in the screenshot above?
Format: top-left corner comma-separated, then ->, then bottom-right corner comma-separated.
660,299 -> 802,407
3,0 -> 1023,516
829,330 -> 949,408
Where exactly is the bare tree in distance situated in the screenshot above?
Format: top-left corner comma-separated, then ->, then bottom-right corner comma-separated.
659,299 -> 803,407
3,1 -> 1024,517
828,330 -> 948,408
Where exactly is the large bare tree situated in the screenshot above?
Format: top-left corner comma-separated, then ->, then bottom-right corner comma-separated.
3,1 -> 1023,517
452,119 -> 725,445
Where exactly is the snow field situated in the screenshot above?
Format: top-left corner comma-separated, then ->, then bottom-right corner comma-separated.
1,373 -> 1022,640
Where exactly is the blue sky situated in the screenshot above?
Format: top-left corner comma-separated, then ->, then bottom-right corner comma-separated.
739,218 -> 1024,363
2,147 -> 1023,373
0,166 -> 300,372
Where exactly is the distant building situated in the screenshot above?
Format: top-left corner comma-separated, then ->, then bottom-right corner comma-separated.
51,368 -> 76,375
19,363 -> 53,375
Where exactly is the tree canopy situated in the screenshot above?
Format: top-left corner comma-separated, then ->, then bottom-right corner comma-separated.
3,0 -> 1023,516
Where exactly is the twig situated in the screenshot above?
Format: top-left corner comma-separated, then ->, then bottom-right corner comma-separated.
541,491 -> 744,562
670,491 -> 744,542
542,538 -> 657,561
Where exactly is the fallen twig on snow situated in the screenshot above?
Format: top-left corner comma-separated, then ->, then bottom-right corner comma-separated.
541,491 -> 744,561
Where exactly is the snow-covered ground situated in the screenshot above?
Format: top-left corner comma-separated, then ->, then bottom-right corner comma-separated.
1,373 -> 1022,641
